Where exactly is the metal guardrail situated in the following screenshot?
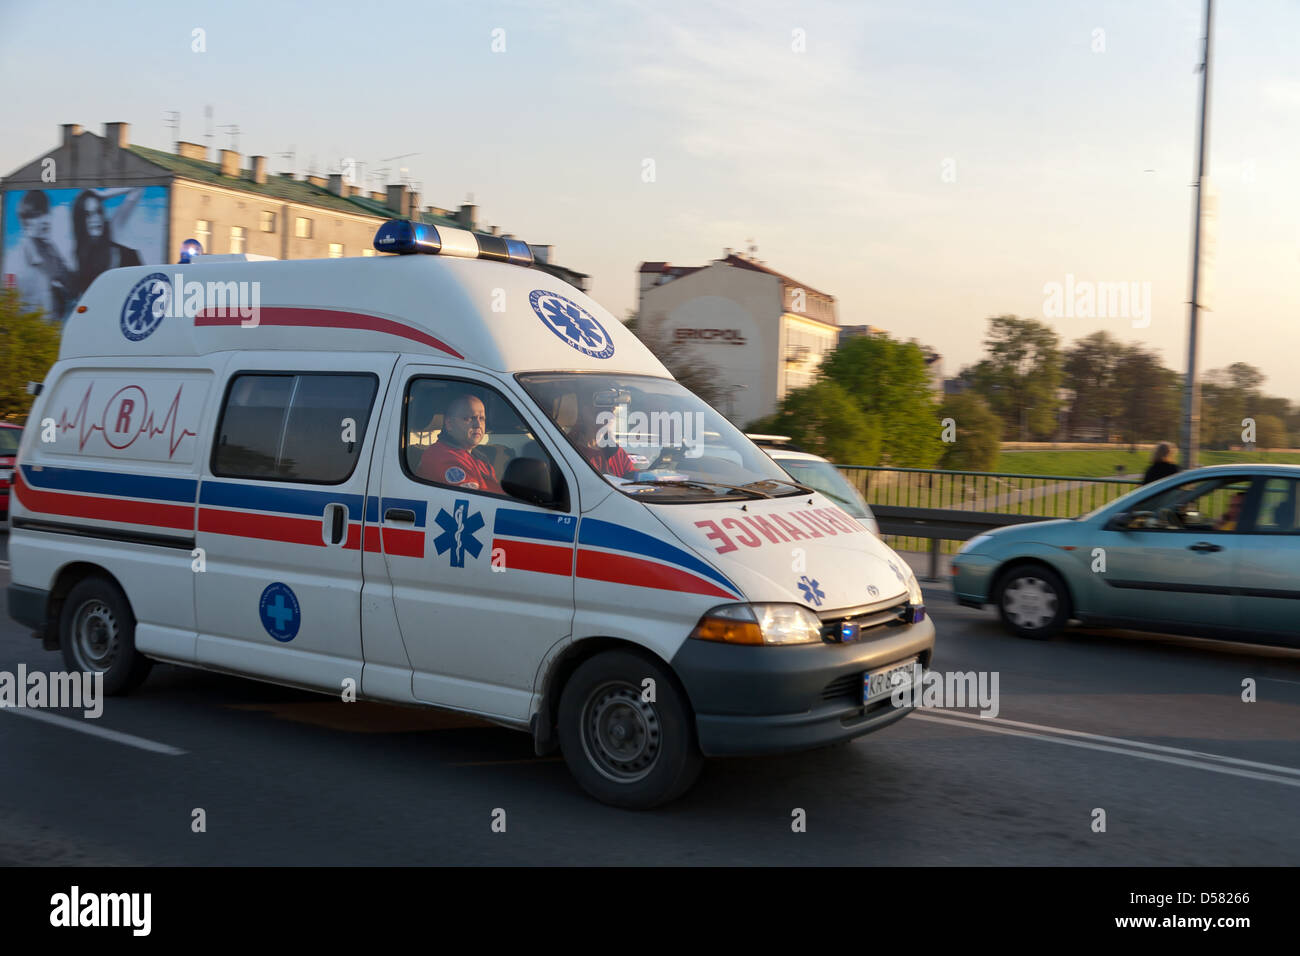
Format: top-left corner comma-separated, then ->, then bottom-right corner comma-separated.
835,466 -> 1144,581
871,505 -> 1046,581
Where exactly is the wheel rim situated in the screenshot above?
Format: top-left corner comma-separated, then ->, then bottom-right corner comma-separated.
71,599 -> 119,671
1003,576 -> 1058,630
580,680 -> 662,784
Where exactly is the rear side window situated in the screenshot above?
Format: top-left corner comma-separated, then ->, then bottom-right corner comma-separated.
213,373 -> 377,483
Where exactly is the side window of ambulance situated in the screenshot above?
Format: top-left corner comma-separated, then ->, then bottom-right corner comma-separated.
213,373 -> 378,483
402,377 -> 568,510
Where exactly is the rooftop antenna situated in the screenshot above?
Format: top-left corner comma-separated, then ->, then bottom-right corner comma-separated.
203,104 -> 213,160
380,152 -> 420,184
277,145 -> 296,175
221,124 -> 240,152
163,110 -> 180,152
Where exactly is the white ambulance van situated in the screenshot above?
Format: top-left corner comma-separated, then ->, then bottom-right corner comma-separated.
7,220 -> 935,808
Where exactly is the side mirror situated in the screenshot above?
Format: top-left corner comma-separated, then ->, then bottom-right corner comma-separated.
502,457 -> 560,508
1106,512 -> 1131,531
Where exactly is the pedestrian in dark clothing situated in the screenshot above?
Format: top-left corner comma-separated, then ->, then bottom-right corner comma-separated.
1142,442 -> 1180,484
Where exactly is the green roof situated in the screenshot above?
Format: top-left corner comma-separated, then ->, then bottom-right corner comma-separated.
127,144 -> 462,228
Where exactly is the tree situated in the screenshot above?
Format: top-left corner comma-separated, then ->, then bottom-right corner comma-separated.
625,309 -> 726,408
818,334 -> 942,466
1253,414 -> 1287,449
0,288 -> 61,420
937,393 -> 1001,471
750,381 -> 881,465
1111,345 -> 1180,445
1062,330 -> 1123,440
965,315 -> 1063,440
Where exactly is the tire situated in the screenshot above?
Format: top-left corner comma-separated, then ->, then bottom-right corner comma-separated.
996,564 -> 1070,640
59,576 -> 153,695
557,649 -> 703,809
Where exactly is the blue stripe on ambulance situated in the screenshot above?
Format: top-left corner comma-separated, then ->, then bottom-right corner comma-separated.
577,517 -> 739,596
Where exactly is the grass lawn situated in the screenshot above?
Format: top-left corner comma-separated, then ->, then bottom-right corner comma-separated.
994,448 -> 1300,477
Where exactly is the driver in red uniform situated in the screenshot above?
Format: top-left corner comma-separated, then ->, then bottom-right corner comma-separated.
417,394 -> 503,494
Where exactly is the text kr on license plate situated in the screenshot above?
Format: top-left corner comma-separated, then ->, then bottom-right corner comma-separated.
863,658 -> 918,705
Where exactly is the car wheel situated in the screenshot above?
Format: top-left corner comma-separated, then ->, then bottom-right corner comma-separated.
997,565 -> 1069,639
59,576 -> 153,695
557,649 -> 703,809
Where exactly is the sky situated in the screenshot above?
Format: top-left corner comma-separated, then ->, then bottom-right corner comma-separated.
2,0 -> 1298,397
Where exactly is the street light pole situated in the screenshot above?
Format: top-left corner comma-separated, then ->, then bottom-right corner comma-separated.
1180,0 -> 1214,468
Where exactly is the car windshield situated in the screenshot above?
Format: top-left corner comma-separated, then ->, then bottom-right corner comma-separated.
517,372 -> 797,502
0,427 -> 19,455
776,458 -> 871,519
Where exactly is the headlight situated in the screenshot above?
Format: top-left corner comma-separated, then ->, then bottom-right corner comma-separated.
957,534 -> 992,555
691,603 -> 823,645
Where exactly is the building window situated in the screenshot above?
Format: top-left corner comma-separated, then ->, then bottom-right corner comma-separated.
229,226 -> 246,254
259,210 -> 276,233
195,220 -> 211,250
295,217 -> 313,239
361,249 -> 376,257
328,243 -> 344,258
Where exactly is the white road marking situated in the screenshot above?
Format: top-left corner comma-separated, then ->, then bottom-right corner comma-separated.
1,708 -> 186,755
912,712 -> 1300,788
930,709 -> 1300,775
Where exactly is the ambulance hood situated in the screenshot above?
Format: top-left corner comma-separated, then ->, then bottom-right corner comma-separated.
648,493 -> 912,612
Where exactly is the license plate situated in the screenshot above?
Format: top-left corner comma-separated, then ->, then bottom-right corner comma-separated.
863,658 -> 918,705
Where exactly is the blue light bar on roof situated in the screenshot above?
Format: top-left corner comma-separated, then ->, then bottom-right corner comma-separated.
372,219 -> 535,266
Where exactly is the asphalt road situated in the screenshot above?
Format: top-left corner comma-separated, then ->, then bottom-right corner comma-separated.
1,532 -> 1298,866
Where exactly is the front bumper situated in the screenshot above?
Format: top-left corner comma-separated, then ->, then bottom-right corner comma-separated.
670,615 -> 936,756
951,553 -> 998,607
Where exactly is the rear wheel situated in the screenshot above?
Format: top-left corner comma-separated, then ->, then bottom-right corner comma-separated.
557,649 -> 703,809
997,565 -> 1069,639
59,576 -> 152,695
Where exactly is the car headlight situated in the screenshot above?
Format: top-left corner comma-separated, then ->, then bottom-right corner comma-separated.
691,603 -> 823,645
957,534 -> 993,555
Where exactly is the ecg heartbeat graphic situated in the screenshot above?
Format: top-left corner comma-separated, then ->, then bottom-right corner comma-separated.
57,382 -> 197,459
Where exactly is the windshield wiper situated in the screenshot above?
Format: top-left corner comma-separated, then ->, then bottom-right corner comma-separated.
624,479 -> 770,499
740,477 -> 815,495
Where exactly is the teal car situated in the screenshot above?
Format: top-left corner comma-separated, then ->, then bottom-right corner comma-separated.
951,464 -> 1300,647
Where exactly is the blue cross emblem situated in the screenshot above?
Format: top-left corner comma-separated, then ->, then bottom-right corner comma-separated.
797,576 -> 825,607
433,499 -> 485,568
259,582 -> 301,642
530,290 -> 615,359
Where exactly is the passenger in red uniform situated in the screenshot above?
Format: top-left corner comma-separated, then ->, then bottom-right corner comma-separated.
572,403 -> 637,478
417,394 -> 503,494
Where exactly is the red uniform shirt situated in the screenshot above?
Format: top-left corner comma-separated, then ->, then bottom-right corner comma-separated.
584,445 -> 637,478
418,440 -> 503,494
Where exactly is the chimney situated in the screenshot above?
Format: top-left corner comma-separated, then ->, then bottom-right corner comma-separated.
457,203 -> 476,230
531,244 -> 552,264
406,191 -> 421,220
489,225 -> 499,236
219,149 -> 240,177
328,173 -> 345,196
386,184 -> 408,216
103,122 -> 129,150
306,174 -> 327,187
250,155 -> 267,185
176,141 -> 207,161
61,124 -> 83,148
370,190 -> 386,202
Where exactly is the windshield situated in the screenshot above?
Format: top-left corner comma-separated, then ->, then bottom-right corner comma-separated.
0,427 -> 19,455
776,458 -> 872,519
517,373 -> 798,502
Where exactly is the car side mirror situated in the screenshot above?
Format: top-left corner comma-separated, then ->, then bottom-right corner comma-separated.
1106,512 -> 1131,531
502,457 -> 561,508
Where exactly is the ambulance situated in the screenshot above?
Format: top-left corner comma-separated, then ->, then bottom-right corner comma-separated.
6,220 -> 935,808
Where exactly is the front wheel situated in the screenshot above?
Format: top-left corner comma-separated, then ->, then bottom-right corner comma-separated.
997,565 -> 1070,639
59,576 -> 153,695
557,649 -> 703,809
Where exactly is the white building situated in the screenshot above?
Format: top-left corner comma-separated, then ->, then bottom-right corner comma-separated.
637,253 -> 840,426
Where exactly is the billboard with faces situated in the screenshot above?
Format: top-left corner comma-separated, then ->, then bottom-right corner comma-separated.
2,186 -> 168,324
